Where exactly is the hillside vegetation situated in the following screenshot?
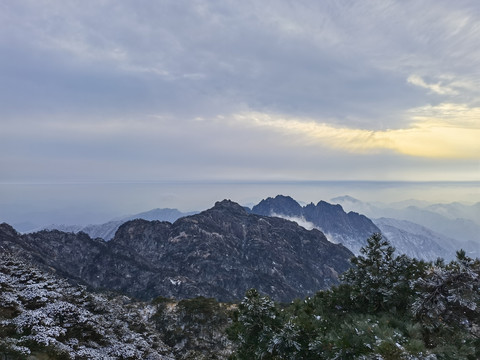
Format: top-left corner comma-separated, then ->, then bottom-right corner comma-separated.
228,234 -> 480,359
0,256 -> 233,359
1,234 -> 478,359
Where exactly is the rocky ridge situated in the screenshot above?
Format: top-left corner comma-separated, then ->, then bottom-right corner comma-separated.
0,200 -> 353,303
252,195 -> 380,254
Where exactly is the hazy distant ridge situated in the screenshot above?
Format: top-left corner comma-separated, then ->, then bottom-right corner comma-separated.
28,208 -> 196,240
332,195 -> 480,258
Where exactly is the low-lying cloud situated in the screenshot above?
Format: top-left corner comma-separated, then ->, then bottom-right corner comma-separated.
270,213 -> 316,231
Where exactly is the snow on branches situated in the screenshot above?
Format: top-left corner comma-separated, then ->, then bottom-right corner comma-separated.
0,255 -> 174,359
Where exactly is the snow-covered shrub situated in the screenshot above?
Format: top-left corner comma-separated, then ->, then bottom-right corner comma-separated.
0,255 -> 174,359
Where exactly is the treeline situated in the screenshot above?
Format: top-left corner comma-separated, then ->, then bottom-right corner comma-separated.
227,234 -> 480,359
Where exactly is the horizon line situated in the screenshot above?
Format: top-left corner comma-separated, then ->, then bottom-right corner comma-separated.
1,180 -> 479,185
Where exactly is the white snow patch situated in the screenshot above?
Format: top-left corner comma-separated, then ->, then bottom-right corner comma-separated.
169,278 -> 182,286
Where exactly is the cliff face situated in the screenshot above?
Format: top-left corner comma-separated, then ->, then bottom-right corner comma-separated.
0,200 -> 353,302
252,195 -> 381,254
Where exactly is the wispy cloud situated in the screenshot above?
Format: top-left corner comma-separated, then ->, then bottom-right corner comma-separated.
407,75 -> 457,95
271,213 -> 316,231
231,104 -> 480,159
408,103 -> 480,128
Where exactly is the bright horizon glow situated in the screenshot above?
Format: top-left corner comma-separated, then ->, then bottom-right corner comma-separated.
232,103 -> 480,159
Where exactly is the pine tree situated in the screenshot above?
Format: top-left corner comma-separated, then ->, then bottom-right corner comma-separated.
228,289 -> 282,359
341,233 -> 420,314
412,250 -> 479,331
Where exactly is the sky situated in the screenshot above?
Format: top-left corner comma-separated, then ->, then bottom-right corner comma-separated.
1,1 -> 480,219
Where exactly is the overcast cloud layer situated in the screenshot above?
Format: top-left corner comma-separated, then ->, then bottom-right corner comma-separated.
1,0 -> 479,183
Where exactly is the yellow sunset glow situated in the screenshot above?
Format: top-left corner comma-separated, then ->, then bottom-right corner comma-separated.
233,103 -> 480,159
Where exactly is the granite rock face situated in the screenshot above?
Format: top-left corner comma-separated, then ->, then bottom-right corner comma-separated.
0,200 -> 353,302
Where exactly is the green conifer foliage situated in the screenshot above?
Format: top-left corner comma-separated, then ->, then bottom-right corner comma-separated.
229,234 -> 480,359
228,289 -> 282,359
412,250 -> 480,357
341,233 -> 421,314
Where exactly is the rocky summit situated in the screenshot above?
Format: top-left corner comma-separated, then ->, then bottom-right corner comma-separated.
0,200 -> 353,302
252,195 -> 381,254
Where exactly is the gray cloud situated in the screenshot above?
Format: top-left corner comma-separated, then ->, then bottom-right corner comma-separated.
0,0 -> 479,187
3,1 -> 477,119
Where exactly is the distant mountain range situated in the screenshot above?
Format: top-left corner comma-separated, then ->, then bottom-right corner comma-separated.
250,195 -> 470,260
29,208 -> 197,241
0,200 -> 353,302
23,194 -> 479,260
332,195 -> 480,258
373,218 -> 455,261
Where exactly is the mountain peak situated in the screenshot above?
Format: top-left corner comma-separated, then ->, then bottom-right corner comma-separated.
252,196 -> 380,255
252,194 -> 303,217
317,200 -> 343,209
273,194 -> 298,202
0,222 -> 18,237
330,195 -> 361,204
212,199 -> 247,214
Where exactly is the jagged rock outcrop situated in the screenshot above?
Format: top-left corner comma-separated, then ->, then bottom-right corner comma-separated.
0,200 -> 353,303
252,195 -> 380,254
251,195 -> 304,217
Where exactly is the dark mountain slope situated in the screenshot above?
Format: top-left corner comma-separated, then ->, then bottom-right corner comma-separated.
0,223 -> 108,281
0,200 -> 353,302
